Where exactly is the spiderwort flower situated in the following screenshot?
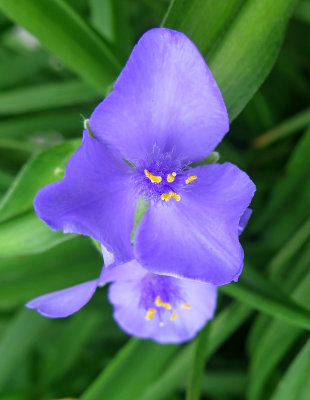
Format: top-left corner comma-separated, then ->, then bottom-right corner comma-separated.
100,261 -> 217,343
27,251 -> 217,343
33,28 -> 255,288
27,213 -> 249,343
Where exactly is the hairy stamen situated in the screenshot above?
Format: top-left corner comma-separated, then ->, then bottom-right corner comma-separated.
161,191 -> 181,202
167,171 -> 177,182
155,295 -> 172,310
144,169 -> 162,183
185,175 -> 197,184
146,308 -> 156,320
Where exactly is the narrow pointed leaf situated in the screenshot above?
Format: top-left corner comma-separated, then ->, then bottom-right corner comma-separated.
0,80 -> 99,115
220,264 -> 310,330
0,211 -> 75,257
270,338 -> 310,400
80,339 -> 178,400
142,303 -> 251,400
0,309 -> 49,388
0,0 -> 121,93
0,140 -> 79,222
164,0 -> 297,120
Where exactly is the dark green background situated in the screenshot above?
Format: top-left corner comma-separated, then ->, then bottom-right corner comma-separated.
0,0 -> 309,399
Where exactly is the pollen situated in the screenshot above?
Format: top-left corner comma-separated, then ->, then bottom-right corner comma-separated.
182,303 -> 191,309
167,171 -> 177,182
161,193 -> 171,202
185,175 -> 197,184
170,311 -> 177,321
161,191 -> 181,202
159,321 -> 164,327
144,169 -> 162,183
155,295 -> 172,310
146,308 -> 156,320
169,191 -> 181,201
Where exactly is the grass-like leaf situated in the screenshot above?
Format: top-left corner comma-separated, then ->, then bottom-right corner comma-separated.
0,0 -> 121,93
80,339 -> 178,400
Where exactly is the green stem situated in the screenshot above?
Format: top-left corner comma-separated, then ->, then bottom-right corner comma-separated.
186,322 -> 211,400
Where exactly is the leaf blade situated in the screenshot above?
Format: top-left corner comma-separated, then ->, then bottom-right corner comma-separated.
0,0 -> 121,93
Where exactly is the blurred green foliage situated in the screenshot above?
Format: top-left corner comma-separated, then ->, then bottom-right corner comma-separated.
0,0 -> 309,399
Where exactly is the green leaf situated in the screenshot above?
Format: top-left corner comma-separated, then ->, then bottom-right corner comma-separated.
248,266 -> 310,400
0,237 -> 100,306
209,0 -> 297,120
0,139 -> 79,222
270,338 -> 310,400
186,323 -> 211,400
40,310 -> 101,387
294,0 -> 310,24
0,0 -> 121,93
0,138 -> 37,153
0,80 -> 99,115
80,339 -> 178,400
141,303 -> 251,400
0,169 -> 13,192
0,108 -> 92,140
0,49 -> 48,90
220,264 -> 310,330
162,0 -> 245,58
131,197 -> 148,242
164,0 -> 297,120
0,308 -> 49,388
254,126 -> 310,234
247,241 -> 310,357
0,211 -> 75,257
191,151 -> 220,167
269,218 -> 310,278
90,0 -> 132,57
253,107 -> 310,148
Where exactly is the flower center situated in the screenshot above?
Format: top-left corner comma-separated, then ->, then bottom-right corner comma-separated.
133,147 -> 197,203
139,274 -> 191,327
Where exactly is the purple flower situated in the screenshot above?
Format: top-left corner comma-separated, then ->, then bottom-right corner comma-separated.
27,246 -> 217,343
27,209 -> 249,343
33,28 -> 255,288
26,214 -> 249,343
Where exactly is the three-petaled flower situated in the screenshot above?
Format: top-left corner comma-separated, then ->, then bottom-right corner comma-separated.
26,28 -> 255,343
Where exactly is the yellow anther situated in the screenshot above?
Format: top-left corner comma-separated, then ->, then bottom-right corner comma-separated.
155,295 -> 172,310
171,311 -> 177,321
169,191 -> 181,201
144,169 -> 162,183
185,175 -> 197,184
182,303 -> 191,309
167,172 -> 177,183
159,321 -> 164,327
146,308 -> 156,320
161,191 -> 181,202
161,193 -> 171,202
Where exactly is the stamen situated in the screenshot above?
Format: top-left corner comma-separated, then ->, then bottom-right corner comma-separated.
167,172 -> 177,183
146,308 -> 156,320
144,169 -> 162,183
185,175 -> 197,184
171,311 -> 177,321
182,303 -> 191,309
169,191 -> 181,201
161,191 -> 181,202
155,295 -> 172,310
159,321 -> 164,327
161,193 -> 171,202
